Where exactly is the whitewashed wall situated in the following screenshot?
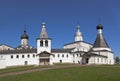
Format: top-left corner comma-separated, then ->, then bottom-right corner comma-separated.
51,53 -> 72,63
5,53 -> 38,67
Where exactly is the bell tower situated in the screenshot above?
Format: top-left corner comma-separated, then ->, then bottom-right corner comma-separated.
37,22 -> 51,54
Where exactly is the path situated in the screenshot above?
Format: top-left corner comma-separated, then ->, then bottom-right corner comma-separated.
0,64 -> 82,77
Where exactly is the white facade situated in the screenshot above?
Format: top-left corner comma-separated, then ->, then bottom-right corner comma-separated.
0,23 -> 114,69
37,39 -> 51,53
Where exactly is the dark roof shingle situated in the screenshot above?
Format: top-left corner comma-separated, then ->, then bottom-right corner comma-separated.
93,33 -> 109,48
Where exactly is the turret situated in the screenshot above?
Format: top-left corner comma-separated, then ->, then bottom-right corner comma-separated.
74,25 -> 83,41
21,29 -> 29,46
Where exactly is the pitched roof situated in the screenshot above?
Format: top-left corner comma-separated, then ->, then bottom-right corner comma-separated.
83,52 -> 107,58
93,33 -> 109,48
0,44 -> 15,49
0,48 -> 72,54
64,41 -> 92,46
37,51 -> 53,57
89,53 -> 107,58
51,49 -> 72,53
0,49 -> 37,54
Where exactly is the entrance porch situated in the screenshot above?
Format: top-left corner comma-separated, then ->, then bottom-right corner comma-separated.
37,51 -> 53,65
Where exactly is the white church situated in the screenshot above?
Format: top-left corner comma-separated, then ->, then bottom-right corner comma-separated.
0,22 -> 114,69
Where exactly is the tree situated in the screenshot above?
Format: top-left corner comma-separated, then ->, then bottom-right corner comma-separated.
115,57 -> 120,64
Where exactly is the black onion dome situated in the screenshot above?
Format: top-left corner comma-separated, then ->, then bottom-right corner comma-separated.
21,30 -> 29,39
96,24 -> 103,30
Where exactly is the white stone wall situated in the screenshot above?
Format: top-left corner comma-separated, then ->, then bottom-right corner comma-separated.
0,55 -> 6,69
72,53 -> 82,64
89,56 -> 108,64
4,53 -> 38,67
51,53 -> 72,63
107,52 -> 114,64
64,42 -> 92,52
50,52 -> 83,64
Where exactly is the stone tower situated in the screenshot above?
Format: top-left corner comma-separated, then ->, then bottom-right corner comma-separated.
37,22 -> 51,54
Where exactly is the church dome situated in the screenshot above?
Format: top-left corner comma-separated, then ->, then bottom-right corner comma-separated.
21,30 -> 29,39
96,24 -> 103,30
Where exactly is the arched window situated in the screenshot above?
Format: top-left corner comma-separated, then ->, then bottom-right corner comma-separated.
16,55 -> 19,58
27,55 -> 30,58
58,54 -> 60,57
40,40 -> 43,46
22,55 -> 24,58
33,54 -> 35,58
62,54 -> 64,58
45,40 -> 48,47
66,55 -> 68,58
11,55 -> 13,59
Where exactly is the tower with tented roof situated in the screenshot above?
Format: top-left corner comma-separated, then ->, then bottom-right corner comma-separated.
37,22 -> 51,54
86,23 -> 114,64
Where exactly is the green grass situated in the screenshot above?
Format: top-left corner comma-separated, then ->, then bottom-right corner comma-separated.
0,65 -> 54,74
0,65 -> 120,81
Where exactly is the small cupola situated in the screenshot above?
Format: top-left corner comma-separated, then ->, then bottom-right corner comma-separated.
21,29 -> 29,39
74,25 -> 83,41
96,24 -> 103,30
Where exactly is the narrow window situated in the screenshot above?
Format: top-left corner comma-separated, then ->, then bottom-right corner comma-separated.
45,40 -> 48,47
66,55 -> 68,58
16,55 -> 19,58
62,54 -> 64,58
22,55 -> 24,58
27,55 -> 30,58
11,55 -> 13,59
33,54 -> 35,58
40,40 -> 43,46
58,54 -> 60,57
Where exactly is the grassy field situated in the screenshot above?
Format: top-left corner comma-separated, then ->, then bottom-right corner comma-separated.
0,65 -> 120,81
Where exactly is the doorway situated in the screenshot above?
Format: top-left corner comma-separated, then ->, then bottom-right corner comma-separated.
24,61 -> 28,65
86,58 -> 89,64
39,59 -> 50,65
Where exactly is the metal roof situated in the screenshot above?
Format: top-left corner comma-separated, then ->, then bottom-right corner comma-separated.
0,49 -> 37,54
93,33 -> 109,48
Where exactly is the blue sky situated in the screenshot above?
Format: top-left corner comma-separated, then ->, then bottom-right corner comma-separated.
0,0 -> 120,56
